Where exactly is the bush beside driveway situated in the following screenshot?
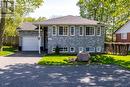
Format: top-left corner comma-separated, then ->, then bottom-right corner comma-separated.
0,46 -> 16,56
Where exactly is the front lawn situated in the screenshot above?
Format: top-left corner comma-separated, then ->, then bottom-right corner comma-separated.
0,46 -> 16,56
38,53 -> 130,69
38,54 -> 77,65
91,54 -> 130,69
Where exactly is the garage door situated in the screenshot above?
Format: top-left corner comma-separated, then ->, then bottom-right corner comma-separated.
22,36 -> 39,51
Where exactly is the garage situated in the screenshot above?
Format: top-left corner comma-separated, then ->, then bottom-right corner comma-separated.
22,36 -> 39,51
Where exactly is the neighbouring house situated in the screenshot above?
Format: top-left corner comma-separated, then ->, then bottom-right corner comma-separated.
18,15 -> 105,54
115,21 -> 130,42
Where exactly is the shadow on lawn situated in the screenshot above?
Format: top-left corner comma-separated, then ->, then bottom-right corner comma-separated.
91,55 -> 130,69
0,64 -> 130,87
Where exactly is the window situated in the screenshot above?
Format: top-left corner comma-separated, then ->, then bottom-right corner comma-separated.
79,26 -> 84,36
121,33 -> 127,39
70,47 -> 75,52
70,26 -> 75,36
97,27 -> 101,36
52,26 -> 57,36
52,47 -> 55,52
58,26 -> 68,36
59,26 -> 64,35
96,47 -> 102,52
64,27 -> 68,35
79,47 -> 83,52
60,47 -> 68,52
86,47 -> 95,52
86,27 -> 95,36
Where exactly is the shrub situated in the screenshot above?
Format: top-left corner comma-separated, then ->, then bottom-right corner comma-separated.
55,46 -> 60,54
91,55 -> 115,64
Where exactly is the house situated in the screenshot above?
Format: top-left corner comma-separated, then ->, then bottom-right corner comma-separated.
18,15 -> 105,54
115,21 -> 130,42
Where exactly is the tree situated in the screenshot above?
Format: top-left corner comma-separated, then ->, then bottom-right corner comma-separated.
0,0 -> 44,51
77,0 -> 130,41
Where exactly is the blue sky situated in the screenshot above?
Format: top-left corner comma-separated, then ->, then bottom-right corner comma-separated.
29,0 -> 80,19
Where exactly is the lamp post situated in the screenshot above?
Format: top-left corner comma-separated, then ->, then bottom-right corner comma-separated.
0,0 -> 14,51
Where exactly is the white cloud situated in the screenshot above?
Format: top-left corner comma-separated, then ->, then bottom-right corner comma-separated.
28,0 -> 80,18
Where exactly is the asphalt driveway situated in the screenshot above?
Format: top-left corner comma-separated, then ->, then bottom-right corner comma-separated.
0,63 -> 130,87
0,52 -> 130,87
0,52 -> 42,69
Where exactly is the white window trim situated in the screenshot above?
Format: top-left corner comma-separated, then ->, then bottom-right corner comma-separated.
85,26 -> 95,36
86,47 -> 95,52
52,47 -> 55,52
70,26 -> 75,36
121,33 -> 127,39
79,47 -> 84,52
79,26 -> 84,36
70,47 -> 75,53
60,47 -> 68,53
97,27 -> 101,36
52,25 -> 57,36
96,47 -> 102,52
58,26 -> 69,36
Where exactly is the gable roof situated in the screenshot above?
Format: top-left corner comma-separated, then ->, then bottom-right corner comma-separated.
115,21 -> 130,34
34,15 -> 100,25
17,22 -> 37,31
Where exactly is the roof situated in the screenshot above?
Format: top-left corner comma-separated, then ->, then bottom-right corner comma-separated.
115,21 -> 130,34
34,15 -> 100,25
17,22 -> 37,31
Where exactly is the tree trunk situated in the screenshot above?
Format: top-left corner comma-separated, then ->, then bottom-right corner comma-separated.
0,15 -> 6,51
0,0 -> 6,51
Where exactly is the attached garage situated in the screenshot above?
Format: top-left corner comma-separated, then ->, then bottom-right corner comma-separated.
22,36 -> 39,51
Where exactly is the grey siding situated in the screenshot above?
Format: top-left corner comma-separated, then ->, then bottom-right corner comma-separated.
48,25 -> 105,53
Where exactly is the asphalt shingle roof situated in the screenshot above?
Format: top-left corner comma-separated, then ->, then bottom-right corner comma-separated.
34,15 -> 99,25
18,22 -> 37,30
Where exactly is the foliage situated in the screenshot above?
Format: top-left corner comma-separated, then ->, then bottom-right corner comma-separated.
4,0 -> 44,37
91,54 -> 130,69
77,0 -> 130,41
38,54 -> 77,65
23,17 -> 46,22
55,46 -> 60,54
38,53 -> 130,69
0,46 -> 16,56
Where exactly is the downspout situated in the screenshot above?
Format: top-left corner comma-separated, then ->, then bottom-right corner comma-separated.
38,25 -> 41,54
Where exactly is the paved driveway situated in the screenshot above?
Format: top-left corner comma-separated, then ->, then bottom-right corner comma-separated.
0,63 -> 130,87
0,52 -> 130,87
0,52 -> 42,69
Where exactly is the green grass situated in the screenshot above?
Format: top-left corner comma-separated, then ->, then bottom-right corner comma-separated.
91,54 -> 130,69
0,46 -> 16,56
104,54 -> 130,61
38,54 -> 77,65
38,53 -> 130,70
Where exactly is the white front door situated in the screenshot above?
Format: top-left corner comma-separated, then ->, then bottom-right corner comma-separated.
22,36 -> 39,51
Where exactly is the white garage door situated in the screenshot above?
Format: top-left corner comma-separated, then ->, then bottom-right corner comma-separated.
22,36 -> 39,51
